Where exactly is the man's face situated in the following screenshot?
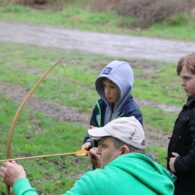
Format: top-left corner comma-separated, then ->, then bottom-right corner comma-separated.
102,79 -> 120,103
97,137 -> 122,168
179,65 -> 195,97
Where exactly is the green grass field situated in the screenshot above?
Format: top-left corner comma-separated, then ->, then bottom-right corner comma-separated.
0,41 -> 184,193
0,1 -> 189,194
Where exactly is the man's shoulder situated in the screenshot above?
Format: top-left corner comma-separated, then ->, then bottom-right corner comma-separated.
75,168 -> 112,189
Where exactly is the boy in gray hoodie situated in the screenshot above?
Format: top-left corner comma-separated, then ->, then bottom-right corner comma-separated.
82,60 -> 143,150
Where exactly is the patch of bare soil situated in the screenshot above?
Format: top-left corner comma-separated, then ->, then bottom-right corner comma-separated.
0,81 -> 89,127
145,128 -> 169,147
136,98 -> 180,113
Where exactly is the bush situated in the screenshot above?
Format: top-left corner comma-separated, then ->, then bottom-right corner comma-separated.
11,0 -> 47,5
91,0 -> 195,28
90,0 -> 125,12
116,0 -> 191,28
167,13 -> 189,26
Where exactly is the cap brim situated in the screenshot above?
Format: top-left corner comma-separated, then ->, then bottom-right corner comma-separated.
88,127 -> 110,138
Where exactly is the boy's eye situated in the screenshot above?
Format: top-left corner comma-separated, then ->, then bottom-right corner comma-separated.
183,77 -> 191,81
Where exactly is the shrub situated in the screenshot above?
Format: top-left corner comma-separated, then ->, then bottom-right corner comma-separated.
116,0 -> 191,28
11,0 -> 47,5
90,0 -> 125,12
91,0 -> 195,28
167,13 -> 189,26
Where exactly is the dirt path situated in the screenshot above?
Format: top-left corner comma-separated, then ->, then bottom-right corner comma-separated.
1,20 -> 195,62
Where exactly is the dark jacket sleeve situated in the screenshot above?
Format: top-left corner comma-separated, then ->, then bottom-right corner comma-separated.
174,120 -> 195,174
122,98 -> 143,125
83,104 -> 97,143
90,103 -> 100,127
83,99 -> 106,143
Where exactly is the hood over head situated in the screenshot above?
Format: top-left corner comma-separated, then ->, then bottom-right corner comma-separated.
95,61 -> 134,102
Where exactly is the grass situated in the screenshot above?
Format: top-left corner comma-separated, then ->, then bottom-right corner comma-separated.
0,1 -> 188,193
146,146 -> 167,167
0,92 -> 90,193
0,39 -> 183,193
0,2 -> 195,40
141,106 -> 178,134
0,42 -> 185,110
134,63 -> 185,106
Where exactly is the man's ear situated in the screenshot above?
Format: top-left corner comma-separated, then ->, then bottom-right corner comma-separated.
120,145 -> 129,154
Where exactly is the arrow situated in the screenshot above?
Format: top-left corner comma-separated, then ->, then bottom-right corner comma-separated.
0,149 -> 87,163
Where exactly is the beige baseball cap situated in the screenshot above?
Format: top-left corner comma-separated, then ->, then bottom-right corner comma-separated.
88,116 -> 145,149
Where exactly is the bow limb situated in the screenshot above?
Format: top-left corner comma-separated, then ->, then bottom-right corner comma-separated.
5,56 -> 64,195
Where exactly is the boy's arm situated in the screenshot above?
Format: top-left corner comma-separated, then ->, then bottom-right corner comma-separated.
89,101 -> 101,127
83,101 -> 100,144
121,98 -> 143,125
82,99 -> 105,149
174,123 -> 195,173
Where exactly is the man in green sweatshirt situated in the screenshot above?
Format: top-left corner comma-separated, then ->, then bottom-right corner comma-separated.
0,116 -> 174,195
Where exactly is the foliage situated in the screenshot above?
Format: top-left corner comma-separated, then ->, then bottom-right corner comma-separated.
116,0 -> 192,28
90,0 -> 125,12
92,0 -> 195,28
0,2 -> 195,40
10,0 -> 47,5
167,12 -> 189,26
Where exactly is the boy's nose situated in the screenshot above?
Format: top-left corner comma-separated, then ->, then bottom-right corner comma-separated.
105,88 -> 109,95
181,80 -> 185,87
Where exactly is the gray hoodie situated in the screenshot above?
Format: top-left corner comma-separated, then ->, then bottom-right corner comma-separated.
95,60 -> 134,124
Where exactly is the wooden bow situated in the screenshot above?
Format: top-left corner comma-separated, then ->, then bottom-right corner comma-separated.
5,56 -> 64,195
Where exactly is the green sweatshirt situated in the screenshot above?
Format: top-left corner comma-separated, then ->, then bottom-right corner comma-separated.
14,153 -> 174,195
